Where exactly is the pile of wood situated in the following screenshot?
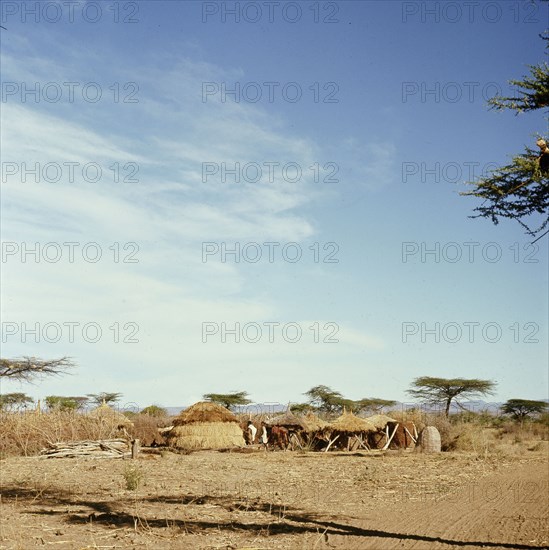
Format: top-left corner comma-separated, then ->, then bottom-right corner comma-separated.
39,438 -> 130,458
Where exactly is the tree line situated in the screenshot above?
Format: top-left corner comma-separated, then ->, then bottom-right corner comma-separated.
1,356 -> 546,423
201,378 -> 547,422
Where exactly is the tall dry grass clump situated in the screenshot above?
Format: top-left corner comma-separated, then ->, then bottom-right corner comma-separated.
0,410 -> 132,457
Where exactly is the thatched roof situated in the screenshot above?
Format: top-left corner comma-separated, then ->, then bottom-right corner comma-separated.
88,403 -> 133,427
167,402 -> 244,450
173,401 -> 238,426
329,412 -> 376,433
301,413 -> 330,433
265,411 -> 307,429
364,414 -> 397,430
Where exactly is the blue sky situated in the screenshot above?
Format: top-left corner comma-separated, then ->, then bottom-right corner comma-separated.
1,1 -> 547,410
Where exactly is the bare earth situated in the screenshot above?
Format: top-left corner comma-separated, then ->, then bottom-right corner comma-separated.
0,449 -> 547,549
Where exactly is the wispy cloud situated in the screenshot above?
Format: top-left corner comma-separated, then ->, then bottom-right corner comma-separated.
1,43 -> 391,404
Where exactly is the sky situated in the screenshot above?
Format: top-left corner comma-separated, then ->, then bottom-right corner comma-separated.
0,0 -> 548,411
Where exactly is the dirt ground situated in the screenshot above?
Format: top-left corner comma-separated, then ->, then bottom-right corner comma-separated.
0,448 -> 547,549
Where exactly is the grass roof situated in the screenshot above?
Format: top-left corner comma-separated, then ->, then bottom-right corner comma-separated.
329,411 -> 376,433
173,401 -> 238,426
364,414 -> 397,430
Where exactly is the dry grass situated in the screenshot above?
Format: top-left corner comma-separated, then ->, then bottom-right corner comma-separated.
167,421 -> 246,450
1,408 -> 547,461
0,410 -> 131,457
386,409 -> 549,458
131,414 -> 173,446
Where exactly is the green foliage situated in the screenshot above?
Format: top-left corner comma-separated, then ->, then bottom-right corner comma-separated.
140,405 -> 167,417
202,391 -> 251,410
501,399 -> 548,422
463,33 -> 549,238
488,60 -> 549,113
354,398 -> 397,414
303,385 -> 395,415
304,385 -> 344,414
86,392 -> 122,406
289,402 -> 315,414
408,377 -> 497,417
45,395 -> 88,411
0,393 -> 33,411
122,464 -> 143,491
463,147 -> 548,236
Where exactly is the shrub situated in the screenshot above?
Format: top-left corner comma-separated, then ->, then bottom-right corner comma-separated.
123,465 -> 143,491
140,405 -> 168,417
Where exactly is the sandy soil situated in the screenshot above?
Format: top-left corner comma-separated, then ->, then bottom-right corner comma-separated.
0,448 -> 547,549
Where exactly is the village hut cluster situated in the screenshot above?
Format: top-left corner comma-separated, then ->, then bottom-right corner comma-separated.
161,402 -> 428,453
38,401 -> 439,458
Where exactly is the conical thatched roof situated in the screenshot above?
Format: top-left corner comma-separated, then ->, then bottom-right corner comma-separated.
173,401 -> 238,426
364,414 -> 397,430
88,403 -> 133,427
330,412 -> 376,433
265,411 -> 307,429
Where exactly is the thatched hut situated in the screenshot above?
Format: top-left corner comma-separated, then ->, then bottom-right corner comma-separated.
366,415 -> 418,450
267,411 -> 333,450
266,411 -> 307,430
166,402 -> 245,450
388,421 -> 417,450
265,411 -> 308,449
302,412 -> 330,434
327,412 -> 377,451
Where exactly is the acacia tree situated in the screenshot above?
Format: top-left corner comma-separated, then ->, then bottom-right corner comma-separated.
0,392 -> 34,411
0,357 -> 75,382
355,398 -> 397,414
86,392 -> 122,406
202,391 -> 251,411
289,402 -> 315,414
501,398 -> 548,425
463,33 -> 549,239
45,395 -> 88,411
304,385 -> 345,414
408,377 -> 497,417
303,386 -> 396,415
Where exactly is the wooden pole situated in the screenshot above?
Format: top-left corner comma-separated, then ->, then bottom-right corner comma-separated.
131,439 -> 140,459
325,434 -> 340,452
382,423 -> 399,451
404,426 -> 417,445
355,434 -> 370,452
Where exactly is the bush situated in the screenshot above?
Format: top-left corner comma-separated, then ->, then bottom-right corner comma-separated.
123,464 -> 143,491
140,405 -> 168,417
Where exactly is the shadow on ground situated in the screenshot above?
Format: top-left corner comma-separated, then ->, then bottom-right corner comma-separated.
1,485 -> 545,549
